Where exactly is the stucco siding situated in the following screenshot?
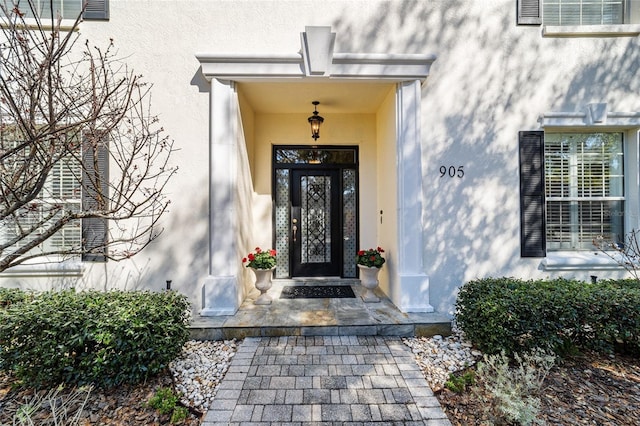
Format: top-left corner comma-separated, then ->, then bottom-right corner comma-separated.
2,0 -> 639,317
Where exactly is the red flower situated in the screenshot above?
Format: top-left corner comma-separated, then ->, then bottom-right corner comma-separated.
248,253 -> 255,261
369,255 -> 376,261
358,250 -> 365,256
377,246 -> 384,253
269,249 -> 277,256
242,257 -> 247,263
255,247 -> 262,253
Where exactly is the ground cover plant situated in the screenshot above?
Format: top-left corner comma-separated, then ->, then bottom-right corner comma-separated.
0,289 -> 190,388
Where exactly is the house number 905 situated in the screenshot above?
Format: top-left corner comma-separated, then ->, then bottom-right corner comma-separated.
440,165 -> 464,178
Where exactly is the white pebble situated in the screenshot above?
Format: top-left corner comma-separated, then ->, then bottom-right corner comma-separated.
403,326 -> 483,391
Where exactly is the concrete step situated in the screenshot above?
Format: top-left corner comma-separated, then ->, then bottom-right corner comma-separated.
189,280 -> 451,340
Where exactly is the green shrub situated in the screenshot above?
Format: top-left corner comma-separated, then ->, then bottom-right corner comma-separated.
456,277 -> 640,356
0,290 -> 190,388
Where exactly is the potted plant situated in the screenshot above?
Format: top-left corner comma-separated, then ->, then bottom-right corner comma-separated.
356,247 -> 385,302
243,247 -> 277,305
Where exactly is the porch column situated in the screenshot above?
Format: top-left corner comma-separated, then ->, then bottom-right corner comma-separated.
392,80 -> 434,313
201,79 -> 240,316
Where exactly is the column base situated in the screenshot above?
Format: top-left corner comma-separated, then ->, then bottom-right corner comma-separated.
392,273 -> 434,313
200,275 -> 239,316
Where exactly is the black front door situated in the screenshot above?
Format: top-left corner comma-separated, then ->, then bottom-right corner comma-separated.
291,169 -> 341,276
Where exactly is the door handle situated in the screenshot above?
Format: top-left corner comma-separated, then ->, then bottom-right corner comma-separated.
292,218 -> 298,242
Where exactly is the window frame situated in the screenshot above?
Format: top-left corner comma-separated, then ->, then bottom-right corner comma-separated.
543,0 -> 627,26
0,138 -> 83,262
543,132 -> 625,251
518,0 -> 640,36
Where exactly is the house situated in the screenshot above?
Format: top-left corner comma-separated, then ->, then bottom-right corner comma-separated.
2,0 -> 639,319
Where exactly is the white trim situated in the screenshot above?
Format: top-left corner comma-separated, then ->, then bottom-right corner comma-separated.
196,27 -> 436,83
196,52 -> 436,82
541,251 -> 625,270
543,24 -> 640,37
539,105 -> 640,128
1,260 -> 84,277
392,81 -> 434,313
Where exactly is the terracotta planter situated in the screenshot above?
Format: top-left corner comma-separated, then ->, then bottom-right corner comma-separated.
357,264 -> 381,302
251,267 -> 275,305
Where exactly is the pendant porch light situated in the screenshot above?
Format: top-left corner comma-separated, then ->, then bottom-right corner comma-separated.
307,101 -> 324,141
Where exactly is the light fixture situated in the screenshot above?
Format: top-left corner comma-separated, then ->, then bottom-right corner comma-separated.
307,101 -> 324,141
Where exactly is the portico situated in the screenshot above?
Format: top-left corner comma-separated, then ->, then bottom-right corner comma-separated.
196,26 -> 437,316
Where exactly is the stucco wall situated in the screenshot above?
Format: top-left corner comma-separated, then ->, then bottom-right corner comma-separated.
2,0 -> 639,317
250,112 -> 377,248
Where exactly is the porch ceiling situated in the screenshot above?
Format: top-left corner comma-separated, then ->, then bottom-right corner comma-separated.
237,81 -> 395,114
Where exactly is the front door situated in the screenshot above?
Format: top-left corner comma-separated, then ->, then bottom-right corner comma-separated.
291,169 -> 341,276
273,146 -> 359,279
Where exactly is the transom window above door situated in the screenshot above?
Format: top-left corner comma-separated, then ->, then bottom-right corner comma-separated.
275,147 -> 357,165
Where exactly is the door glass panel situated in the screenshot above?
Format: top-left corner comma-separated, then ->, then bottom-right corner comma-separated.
274,169 -> 290,277
275,148 -> 356,165
342,169 -> 357,277
301,176 -> 331,263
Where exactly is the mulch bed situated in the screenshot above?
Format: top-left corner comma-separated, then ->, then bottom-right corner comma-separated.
437,352 -> 640,425
0,370 -> 201,425
1,352 -> 639,425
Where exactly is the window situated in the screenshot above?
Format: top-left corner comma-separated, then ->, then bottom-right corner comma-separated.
519,131 -> 625,256
16,0 -> 82,20
544,0 -> 624,25
1,133 -> 109,264
545,133 -> 624,250
3,0 -> 109,21
0,143 -> 82,257
517,0 -> 638,26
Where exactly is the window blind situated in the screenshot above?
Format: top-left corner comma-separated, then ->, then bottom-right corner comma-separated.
543,0 -> 624,25
544,133 -> 624,250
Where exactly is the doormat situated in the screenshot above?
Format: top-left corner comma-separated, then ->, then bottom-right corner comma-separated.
280,285 -> 356,299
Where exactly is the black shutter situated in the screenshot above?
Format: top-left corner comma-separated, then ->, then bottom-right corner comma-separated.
82,136 -> 109,262
519,131 -> 546,257
83,0 -> 109,20
517,0 -> 542,25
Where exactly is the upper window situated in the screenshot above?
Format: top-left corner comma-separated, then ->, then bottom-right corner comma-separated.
2,0 -> 109,21
543,0 -> 624,25
544,133 -> 624,250
15,0 -> 82,20
517,0 -> 640,29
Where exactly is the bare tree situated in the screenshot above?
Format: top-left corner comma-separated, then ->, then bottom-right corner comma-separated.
594,231 -> 640,284
0,1 -> 177,271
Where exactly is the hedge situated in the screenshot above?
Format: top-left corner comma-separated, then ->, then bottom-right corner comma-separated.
0,287 -> 31,308
0,289 -> 190,388
455,277 -> 640,356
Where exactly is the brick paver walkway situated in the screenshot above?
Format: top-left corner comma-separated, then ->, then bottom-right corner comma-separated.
201,336 -> 452,425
